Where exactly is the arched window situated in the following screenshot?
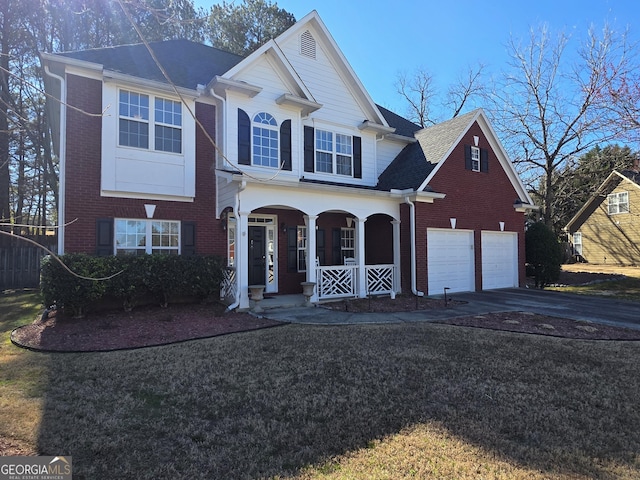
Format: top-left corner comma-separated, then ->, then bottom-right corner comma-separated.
252,112 -> 279,167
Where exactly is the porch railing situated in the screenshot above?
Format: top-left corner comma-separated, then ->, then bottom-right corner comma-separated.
220,267 -> 237,303
316,264 -> 395,301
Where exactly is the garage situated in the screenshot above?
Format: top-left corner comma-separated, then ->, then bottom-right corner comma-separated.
481,231 -> 518,289
427,229 -> 475,294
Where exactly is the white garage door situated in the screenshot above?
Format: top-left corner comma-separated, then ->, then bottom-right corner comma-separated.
481,231 -> 518,290
427,229 -> 475,294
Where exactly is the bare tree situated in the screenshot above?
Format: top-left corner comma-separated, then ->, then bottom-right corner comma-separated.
395,63 -> 485,127
484,23 -> 631,229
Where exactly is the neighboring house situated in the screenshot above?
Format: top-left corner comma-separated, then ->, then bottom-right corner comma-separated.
40,10 -> 535,310
565,165 -> 640,265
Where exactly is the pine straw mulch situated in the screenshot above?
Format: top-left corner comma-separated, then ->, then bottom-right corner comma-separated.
11,269 -> 640,352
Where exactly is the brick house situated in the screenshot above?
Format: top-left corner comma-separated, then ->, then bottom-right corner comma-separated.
41,10 -> 535,309
565,165 -> 640,265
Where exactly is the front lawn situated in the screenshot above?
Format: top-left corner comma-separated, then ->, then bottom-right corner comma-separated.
547,265 -> 640,301
2,291 -> 640,479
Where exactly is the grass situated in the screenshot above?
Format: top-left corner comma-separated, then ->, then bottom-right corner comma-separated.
547,266 -> 640,301
2,291 -> 640,479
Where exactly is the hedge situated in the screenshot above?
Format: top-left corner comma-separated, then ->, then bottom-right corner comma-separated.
41,254 -> 225,317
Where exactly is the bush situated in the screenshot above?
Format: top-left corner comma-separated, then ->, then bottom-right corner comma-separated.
525,222 -> 563,288
41,254 -> 225,317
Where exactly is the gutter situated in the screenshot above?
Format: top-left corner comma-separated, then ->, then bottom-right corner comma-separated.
44,65 -> 66,254
404,195 -> 424,297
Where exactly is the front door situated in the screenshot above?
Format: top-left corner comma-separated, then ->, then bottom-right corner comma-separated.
249,226 -> 266,286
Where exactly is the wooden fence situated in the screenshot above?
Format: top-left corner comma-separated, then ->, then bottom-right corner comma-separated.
0,245 -> 55,290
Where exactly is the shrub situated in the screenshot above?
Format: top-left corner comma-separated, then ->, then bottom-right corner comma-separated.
41,254 -> 225,316
525,222 -> 563,288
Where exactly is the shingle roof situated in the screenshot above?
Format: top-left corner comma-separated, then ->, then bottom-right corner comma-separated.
376,105 -> 421,137
377,109 -> 480,191
59,39 -> 244,90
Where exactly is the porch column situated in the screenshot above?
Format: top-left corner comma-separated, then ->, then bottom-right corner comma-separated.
356,216 -> 367,298
392,219 -> 401,295
304,215 -> 318,302
237,211 -> 250,310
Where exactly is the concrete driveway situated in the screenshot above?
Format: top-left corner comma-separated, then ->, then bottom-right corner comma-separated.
264,288 -> 640,331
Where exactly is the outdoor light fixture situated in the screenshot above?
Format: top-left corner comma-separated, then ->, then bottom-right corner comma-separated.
281,222 -> 287,233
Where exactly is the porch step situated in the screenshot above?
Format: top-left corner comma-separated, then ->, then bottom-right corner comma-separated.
250,294 -> 308,310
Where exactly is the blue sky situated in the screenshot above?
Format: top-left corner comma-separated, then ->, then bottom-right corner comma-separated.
196,1 -> 639,116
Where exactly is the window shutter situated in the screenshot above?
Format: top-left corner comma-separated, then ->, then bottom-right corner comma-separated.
304,126 -> 314,173
464,144 -> 472,170
280,120 -> 292,171
181,221 -> 196,256
353,136 -> 362,179
332,228 -> 341,264
238,109 -> 251,166
316,228 -> 325,265
96,218 -> 114,256
287,227 -> 297,272
480,148 -> 489,173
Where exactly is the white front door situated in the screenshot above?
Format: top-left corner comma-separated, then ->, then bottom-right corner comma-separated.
481,231 -> 518,290
427,229 -> 475,295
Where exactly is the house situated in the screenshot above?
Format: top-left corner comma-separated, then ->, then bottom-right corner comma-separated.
565,161 -> 640,265
40,10 -> 535,310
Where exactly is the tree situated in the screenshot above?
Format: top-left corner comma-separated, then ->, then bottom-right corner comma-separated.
484,23 -> 632,231
525,221 -> 562,288
207,0 -> 295,56
395,64 -> 485,127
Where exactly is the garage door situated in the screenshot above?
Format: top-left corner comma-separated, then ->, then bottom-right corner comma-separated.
481,231 -> 518,289
427,229 -> 475,294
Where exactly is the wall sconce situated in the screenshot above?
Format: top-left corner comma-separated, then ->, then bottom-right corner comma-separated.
346,217 -> 354,228
144,204 -> 156,219
450,218 -> 457,229
281,222 -> 287,233
499,221 -> 505,231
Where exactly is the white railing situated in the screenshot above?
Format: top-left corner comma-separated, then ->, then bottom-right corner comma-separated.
316,264 -> 396,301
220,267 -> 237,303
365,264 -> 395,296
316,265 -> 357,299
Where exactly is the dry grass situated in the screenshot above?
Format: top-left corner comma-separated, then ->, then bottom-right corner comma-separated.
3,291 -> 640,479
547,264 -> 640,301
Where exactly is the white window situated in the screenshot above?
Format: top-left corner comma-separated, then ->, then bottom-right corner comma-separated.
252,112 -> 279,167
341,227 -> 355,260
573,232 -> 583,256
297,226 -> 307,272
608,191 -> 629,215
316,130 -> 353,176
119,89 -> 182,153
115,219 -> 180,255
471,146 -> 480,172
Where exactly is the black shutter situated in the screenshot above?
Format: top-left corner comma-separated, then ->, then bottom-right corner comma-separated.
332,228 -> 341,265
238,109 -> 251,165
181,221 -> 196,256
353,136 -> 362,179
464,144 -> 472,170
287,227 -> 297,272
96,218 -> 114,256
316,228 -> 325,265
304,126 -> 314,173
280,119 -> 292,171
480,148 -> 489,173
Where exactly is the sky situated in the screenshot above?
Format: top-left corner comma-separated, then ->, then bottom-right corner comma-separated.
196,0 -> 640,117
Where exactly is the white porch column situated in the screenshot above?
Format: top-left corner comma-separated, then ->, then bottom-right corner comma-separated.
356,217 -> 367,298
237,211 -> 250,310
392,219 -> 401,295
304,215 -> 318,302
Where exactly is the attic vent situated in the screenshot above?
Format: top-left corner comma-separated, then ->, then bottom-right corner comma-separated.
300,30 -> 316,59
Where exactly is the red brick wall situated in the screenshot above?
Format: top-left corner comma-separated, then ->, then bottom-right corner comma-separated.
414,121 -> 527,292
63,74 -> 223,256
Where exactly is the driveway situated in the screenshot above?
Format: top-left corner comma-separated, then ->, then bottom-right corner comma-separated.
265,288 -> 640,331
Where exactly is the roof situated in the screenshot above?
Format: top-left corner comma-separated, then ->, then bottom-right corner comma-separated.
376,110 -> 480,192
565,169 -> 640,232
376,105 -> 421,137
58,39 -> 244,90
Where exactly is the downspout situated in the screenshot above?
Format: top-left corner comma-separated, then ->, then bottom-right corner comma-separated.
44,65 -> 66,254
225,181 -> 246,312
404,196 -> 424,297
